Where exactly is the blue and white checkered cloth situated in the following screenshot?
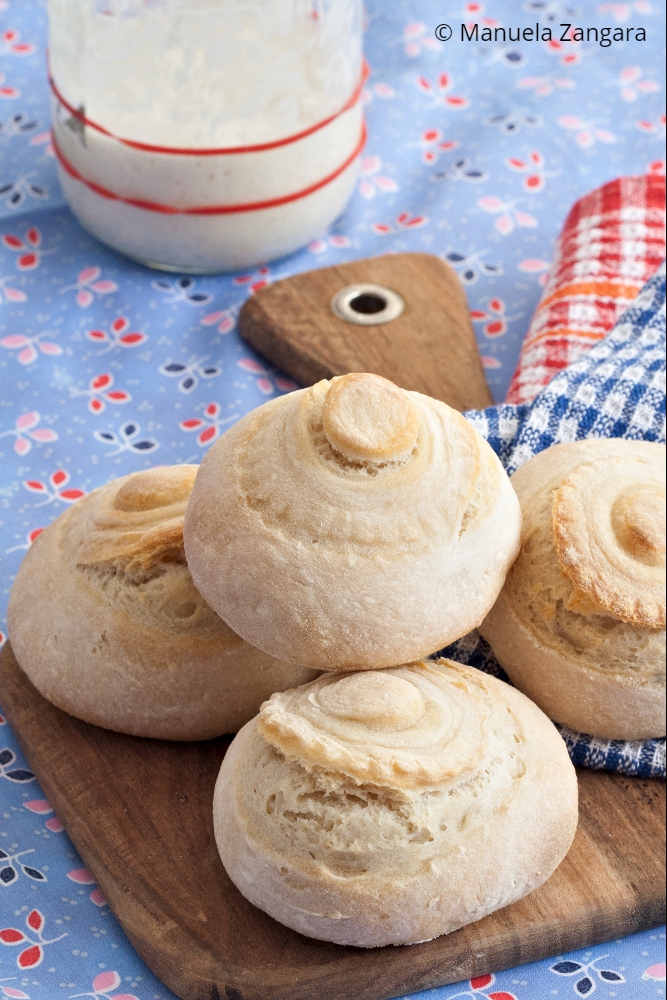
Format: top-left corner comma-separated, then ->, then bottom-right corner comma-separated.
443,262 -> 666,779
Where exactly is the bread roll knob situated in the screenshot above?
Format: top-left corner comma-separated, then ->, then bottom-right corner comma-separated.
258,661 -> 488,790
553,456 -> 666,627
322,373 -> 419,463
74,465 -> 197,575
315,670 -> 426,728
115,466 -> 196,512
612,489 -> 665,566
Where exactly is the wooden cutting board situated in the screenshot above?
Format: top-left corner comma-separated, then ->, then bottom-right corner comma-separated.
239,252 -> 494,412
1,644 -> 664,1000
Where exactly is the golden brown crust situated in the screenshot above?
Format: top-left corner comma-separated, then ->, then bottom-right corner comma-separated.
257,663 -> 489,790
321,373 -> 420,462
71,465 -> 197,576
552,458 -> 665,627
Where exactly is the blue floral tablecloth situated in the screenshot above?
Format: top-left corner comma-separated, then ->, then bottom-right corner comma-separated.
0,1 -> 665,997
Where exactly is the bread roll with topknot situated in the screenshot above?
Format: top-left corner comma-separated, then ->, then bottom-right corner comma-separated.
480,440 -> 666,740
184,374 -> 522,670
213,659 -> 577,947
7,466 -> 318,740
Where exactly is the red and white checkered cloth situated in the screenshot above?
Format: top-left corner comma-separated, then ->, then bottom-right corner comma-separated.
506,174 -> 666,405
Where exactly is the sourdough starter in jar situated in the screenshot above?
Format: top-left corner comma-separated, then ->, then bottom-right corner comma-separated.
48,0 -> 364,272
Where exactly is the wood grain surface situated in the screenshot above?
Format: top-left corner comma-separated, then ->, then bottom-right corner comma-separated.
1,644 -> 664,1000
238,252 -> 494,412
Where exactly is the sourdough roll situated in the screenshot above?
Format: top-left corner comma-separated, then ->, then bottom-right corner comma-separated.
480,440 -> 666,740
184,374 -> 522,670
214,660 -> 578,947
7,466 -> 317,740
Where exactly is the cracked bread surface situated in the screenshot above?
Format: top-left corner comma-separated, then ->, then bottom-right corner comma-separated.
7,465 -> 318,740
213,660 -> 577,947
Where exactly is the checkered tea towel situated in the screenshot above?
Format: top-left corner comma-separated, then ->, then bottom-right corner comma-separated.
445,262 -> 666,779
506,174 -> 666,406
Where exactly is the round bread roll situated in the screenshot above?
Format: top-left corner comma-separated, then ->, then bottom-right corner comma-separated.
213,659 -> 578,947
184,373 -> 522,670
480,440 -> 666,740
7,466 -> 318,740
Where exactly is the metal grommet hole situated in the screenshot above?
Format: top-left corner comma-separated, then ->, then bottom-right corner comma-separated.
348,292 -> 388,315
331,283 -> 405,326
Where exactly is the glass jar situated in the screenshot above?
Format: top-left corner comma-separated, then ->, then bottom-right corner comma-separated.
47,0 -> 364,273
